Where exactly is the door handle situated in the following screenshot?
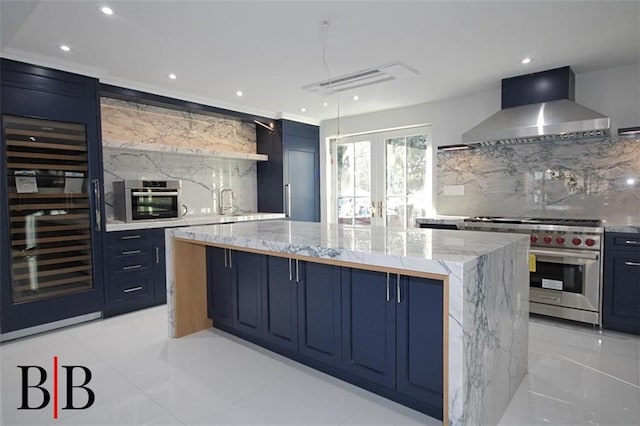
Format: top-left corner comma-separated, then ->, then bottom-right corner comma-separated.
396,274 -> 401,304
224,249 -> 228,268
295,259 -> 299,283
625,261 -> 640,266
122,264 -> 142,271
386,273 -> 390,302
625,240 -> 640,245
93,179 -> 101,232
289,258 -> 292,281
285,184 -> 292,217
155,247 -> 160,264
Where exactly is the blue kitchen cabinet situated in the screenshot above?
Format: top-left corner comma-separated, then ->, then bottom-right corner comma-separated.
342,268 -> 444,417
1,59 -> 105,333
396,275 -> 443,407
262,257 -> 342,365
231,250 -> 265,338
297,261 -> 343,366
104,229 -> 167,317
262,256 -> 298,351
341,268 -> 397,389
257,119 -> 320,222
603,232 -> 640,335
207,247 -> 233,328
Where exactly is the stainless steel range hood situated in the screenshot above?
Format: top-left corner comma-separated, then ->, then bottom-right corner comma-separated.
462,66 -> 610,145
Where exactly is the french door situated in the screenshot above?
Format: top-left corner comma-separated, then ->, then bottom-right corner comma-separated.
332,126 -> 430,228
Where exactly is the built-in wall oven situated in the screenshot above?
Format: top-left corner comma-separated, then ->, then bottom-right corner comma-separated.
114,180 -> 182,222
459,218 -> 603,325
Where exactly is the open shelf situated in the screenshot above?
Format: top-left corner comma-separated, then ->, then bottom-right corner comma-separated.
102,139 -> 269,161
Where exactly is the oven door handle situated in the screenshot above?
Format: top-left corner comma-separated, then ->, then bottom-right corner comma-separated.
530,249 -> 599,261
131,191 -> 179,196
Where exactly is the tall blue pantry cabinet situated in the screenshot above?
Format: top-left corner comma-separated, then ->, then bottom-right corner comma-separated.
0,59 -> 105,336
257,119 -> 320,222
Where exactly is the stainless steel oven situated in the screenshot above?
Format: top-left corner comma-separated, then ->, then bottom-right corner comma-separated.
459,217 -> 603,325
113,180 -> 182,222
529,246 -> 601,324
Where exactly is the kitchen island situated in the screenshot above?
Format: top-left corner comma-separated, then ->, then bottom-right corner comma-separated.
165,220 -> 529,425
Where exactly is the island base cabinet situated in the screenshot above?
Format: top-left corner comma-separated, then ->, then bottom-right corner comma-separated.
232,251 -> 264,338
207,247 -> 233,328
297,262 -> 342,367
263,256 -> 298,351
396,276 -> 443,407
341,268 -> 396,389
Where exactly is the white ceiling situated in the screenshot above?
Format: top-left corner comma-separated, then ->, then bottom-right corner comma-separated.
1,1 -> 639,124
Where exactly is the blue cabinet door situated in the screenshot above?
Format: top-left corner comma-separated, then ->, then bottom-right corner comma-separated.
342,268 -> 396,389
603,233 -> 640,335
152,229 -> 166,305
262,256 -> 297,351
232,251 -> 264,337
298,261 -> 342,366
207,247 -> 233,327
396,276 -> 443,409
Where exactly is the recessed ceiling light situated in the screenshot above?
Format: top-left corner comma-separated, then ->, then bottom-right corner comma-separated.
100,6 -> 113,15
300,108 -> 307,112
236,91 -> 243,97
353,95 -> 359,101
521,57 -> 532,64
627,178 -> 636,185
323,102 -> 328,107
168,73 -> 177,80
60,45 -> 71,52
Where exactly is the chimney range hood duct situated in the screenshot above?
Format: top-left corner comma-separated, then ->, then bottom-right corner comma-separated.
462,66 -> 610,146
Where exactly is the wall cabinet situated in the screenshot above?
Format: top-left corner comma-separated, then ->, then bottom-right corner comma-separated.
603,232 -> 640,335
104,228 -> 166,317
206,249 -> 444,419
257,119 -> 320,222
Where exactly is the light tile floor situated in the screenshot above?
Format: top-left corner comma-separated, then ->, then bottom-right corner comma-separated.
1,306 -> 638,425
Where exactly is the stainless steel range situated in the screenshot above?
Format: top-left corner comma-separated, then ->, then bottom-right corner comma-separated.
459,217 -> 603,325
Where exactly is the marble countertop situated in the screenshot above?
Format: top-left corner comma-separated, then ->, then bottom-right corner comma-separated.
167,219 -> 527,272
106,212 -> 285,232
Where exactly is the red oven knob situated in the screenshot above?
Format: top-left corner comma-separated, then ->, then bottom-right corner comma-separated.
530,235 -> 538,243
572,237 -> 582,246
556,237 -> 566,245
585,238 -> 596,247
543,236 -> 553,244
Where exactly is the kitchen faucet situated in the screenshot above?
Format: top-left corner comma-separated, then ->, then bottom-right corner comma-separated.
220,188 -> 234,215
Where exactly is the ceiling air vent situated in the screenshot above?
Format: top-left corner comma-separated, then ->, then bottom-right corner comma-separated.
302,61 -> 418,95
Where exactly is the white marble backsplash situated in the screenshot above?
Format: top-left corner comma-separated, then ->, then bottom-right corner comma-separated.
103,148 -> 258,219
101,98 -> 256,153
437,136 -> 640,218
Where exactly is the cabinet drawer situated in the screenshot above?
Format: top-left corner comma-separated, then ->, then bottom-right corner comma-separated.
108,257 -> 153,276
108,271 -> 153,303
106,230 -> 152,246
613,236 -> 640,250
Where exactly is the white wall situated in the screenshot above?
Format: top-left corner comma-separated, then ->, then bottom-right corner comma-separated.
319,63 -> 640,222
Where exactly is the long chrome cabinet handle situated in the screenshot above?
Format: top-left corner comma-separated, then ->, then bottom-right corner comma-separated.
396,274 -> 401,304
121,249 -> 141,255
386,273 -> 390,302
228,250 -> 232,269
625,240 -> 640,245
625,261 -> 640,266
155,247 -> 160,264
121,235 -> 141,240
131,191 -> 179,196
93,179 -> 101,232
224,249 -> 228,268
295,259 -> 299,283
124,286 -> 143,293
285,184 -> 292,217
122,264 -> 142,271
289,258 -> 292,281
